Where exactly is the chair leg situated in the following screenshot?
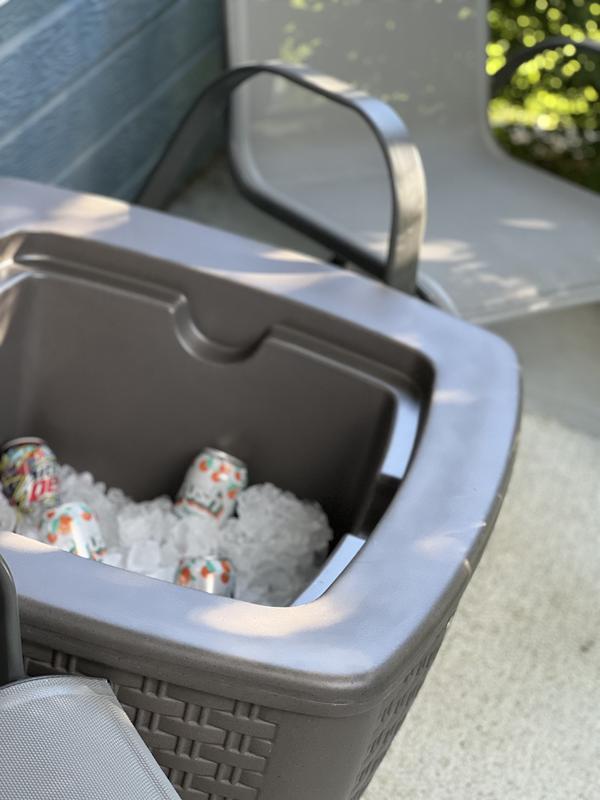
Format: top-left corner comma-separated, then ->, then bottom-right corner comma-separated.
0,555 -> 25,686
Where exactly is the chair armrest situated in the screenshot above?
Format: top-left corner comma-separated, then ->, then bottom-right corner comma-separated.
137,61 -> 426,294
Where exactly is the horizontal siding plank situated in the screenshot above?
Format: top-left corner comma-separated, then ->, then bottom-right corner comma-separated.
0,0 -> 206,140
61,43 -> 223,198
0,0 -> 223,194
0,0 -> 66,47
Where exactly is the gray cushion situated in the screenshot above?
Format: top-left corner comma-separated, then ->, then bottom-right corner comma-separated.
0,675 -> 179,799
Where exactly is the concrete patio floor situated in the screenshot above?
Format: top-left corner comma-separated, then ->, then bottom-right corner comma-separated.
169,165 -> 600,799
364,411 -> 600,800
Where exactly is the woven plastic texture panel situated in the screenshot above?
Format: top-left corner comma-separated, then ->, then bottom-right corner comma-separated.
0,675 -> 179,800
350,630 -> 446,800
23,641 -> 279,800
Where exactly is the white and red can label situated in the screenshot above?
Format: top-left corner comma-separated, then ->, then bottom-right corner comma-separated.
175,448 -> 247,526
43,501 -> 107,560
0,437 -> 59,514
174,556 -> 235,597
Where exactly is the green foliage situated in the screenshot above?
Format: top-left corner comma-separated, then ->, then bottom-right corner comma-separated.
488,0 -> 600,192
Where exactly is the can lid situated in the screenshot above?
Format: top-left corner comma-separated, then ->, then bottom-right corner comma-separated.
203,447 -> 246,470
1,437 -> 46,454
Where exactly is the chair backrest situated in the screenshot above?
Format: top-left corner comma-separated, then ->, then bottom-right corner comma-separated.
226,0 -> 491,159
224,0 -> 491,276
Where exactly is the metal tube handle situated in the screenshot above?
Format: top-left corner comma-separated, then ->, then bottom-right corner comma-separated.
137,61 -> 427,294
491,36 -> 600,94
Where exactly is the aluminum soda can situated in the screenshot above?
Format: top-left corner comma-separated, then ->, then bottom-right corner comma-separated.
0,437 -> 60,514
174,556 -> 235,597
175,447 -> 247,526
43,501 -> 107,560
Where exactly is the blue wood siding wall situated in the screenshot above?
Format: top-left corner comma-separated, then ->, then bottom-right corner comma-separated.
0,0 -> 224,198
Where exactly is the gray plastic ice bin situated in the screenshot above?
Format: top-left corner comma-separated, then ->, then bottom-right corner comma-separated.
0,178 -> 520,800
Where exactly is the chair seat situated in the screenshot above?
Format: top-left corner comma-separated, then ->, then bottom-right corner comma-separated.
170,136 -> 600,324
419,135 -> 600,322
0,676 -> 179,800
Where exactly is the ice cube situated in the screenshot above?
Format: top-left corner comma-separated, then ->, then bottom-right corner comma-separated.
15,515 -> 41,541
0,493 -> 16,532
117,511 -> 149,547
238,562 -> 300,606
152,495 -> 173,513
172,514 -> 220,558
221,483 -> 333,605
158,537 -> 180,568
107,487 -> 128,509
148,565 -> 177,582
80,471 -> 94,487
126,540 -> 161,575
100,548 -> 124,569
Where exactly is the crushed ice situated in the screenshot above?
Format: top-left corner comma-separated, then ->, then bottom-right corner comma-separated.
0,491 -> 16,533
4,464 -> 333,606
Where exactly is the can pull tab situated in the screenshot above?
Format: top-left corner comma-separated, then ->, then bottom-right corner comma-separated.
0,554 -> 25,686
